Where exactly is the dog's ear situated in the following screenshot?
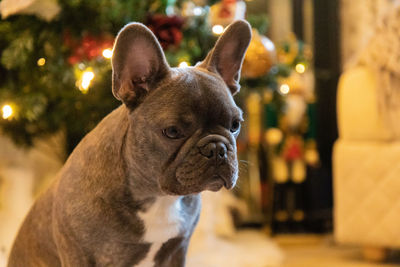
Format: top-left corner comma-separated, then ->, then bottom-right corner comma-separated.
112,23 -> 170,108
197,20 -> 251,95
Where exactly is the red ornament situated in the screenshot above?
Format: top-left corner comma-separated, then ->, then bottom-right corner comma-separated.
64,31 -> 114,65
67,55 -> 80,65
146,14 -> 184,49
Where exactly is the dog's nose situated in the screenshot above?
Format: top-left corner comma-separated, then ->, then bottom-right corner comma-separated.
200,142 -> 227,161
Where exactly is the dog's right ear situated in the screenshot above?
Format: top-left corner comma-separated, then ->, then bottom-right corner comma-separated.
112,23 -> 170,109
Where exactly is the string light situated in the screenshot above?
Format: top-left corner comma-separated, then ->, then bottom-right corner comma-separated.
295,63 -> 306,74
78,69 -> 95,93
78,63 -> 86,70
193,7 -> 203,16
2,104 -> 13,119
102,48 -> 113,59
37,58 -> 46,66
166,6 -> 175,16
81,71 -> 94,91
279,84 -> 290,95
178,61 -> 189,68
212,25 -> 224,35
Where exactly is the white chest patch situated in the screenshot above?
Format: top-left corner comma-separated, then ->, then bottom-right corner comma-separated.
137,196 -> 185,267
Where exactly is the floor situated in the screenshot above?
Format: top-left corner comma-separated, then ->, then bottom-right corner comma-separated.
275,234 -> 400,267
187,231 -> 400,267
2,229 -> 400,266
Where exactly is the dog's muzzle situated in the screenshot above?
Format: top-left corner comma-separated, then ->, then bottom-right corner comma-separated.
197,134 -> 233,188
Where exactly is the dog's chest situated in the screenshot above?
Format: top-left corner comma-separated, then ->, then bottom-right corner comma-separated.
137,196 -> 186,266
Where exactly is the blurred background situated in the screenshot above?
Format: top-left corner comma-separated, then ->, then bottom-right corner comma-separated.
1,0 -> 400,266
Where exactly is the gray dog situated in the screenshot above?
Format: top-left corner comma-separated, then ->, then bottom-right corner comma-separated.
8,20 -> 251,267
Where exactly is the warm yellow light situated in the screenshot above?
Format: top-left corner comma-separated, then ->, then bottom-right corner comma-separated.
37,58 -> 46,66
80,71 -> 95,93
279,84 -> 290,94
178,61 -> 189,68
102,48 -> 113,59
212,25 -> 224,35
295,63 -> 306,74
2,104 -> 13,119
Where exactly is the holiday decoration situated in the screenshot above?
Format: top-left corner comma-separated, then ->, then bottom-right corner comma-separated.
0,0 -> 214,153
284,94 -> 307,129
270,45 -> 317,231
291,159 -> 306,183
277,33 -> 312,66
238,32 -> 317,232
246,92 -> 262,146
0,0 -> 60,21
146,14 -> 184,49
242,29 -> 276,79
265,127 -> 282,145
282,135 -> 303,162
209,0 -> 246,27
304,140 -> 319,166
181,1 -> 205,18
272,157 -> 289,183
1,104 -> 14,120
64,32 -> 114,65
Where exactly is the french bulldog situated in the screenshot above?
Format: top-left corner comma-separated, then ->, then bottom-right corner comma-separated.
8,20 -> 251,267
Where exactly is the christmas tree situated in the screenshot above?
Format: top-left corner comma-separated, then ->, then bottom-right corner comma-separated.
0,0 -> 216,153
1,0 -> 309,155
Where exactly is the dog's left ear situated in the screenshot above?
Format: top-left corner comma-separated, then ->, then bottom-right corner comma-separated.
197,20 -> 251,95
112,23 -> 170,108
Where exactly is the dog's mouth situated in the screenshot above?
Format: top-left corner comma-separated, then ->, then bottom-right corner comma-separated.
162,172 -> 235,195
177,171 -> 234,189
166,151 -> 238,195
215,174 -> 235,189
206,175 -> 229,192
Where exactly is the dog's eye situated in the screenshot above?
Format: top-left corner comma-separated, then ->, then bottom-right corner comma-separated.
163,126 -> 184,139
230,120 -> 241,133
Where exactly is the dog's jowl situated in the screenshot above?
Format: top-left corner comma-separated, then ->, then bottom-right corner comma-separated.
8,20 -> 251,267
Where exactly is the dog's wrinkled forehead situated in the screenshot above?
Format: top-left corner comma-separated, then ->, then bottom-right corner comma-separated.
142,67 -> 241,126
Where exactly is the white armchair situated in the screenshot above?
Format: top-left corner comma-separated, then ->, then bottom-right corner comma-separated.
333,65 -> 400,259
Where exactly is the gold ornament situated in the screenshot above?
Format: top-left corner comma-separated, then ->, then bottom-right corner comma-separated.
242,29 -> 277,78
277,33 -> 299,65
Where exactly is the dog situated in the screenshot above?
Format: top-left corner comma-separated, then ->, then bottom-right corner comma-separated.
8,20 -> 251,267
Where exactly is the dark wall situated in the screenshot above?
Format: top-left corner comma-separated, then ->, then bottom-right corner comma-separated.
313,0 -> 340,167
310,0 -> 340,230
291,0 -> 340,231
